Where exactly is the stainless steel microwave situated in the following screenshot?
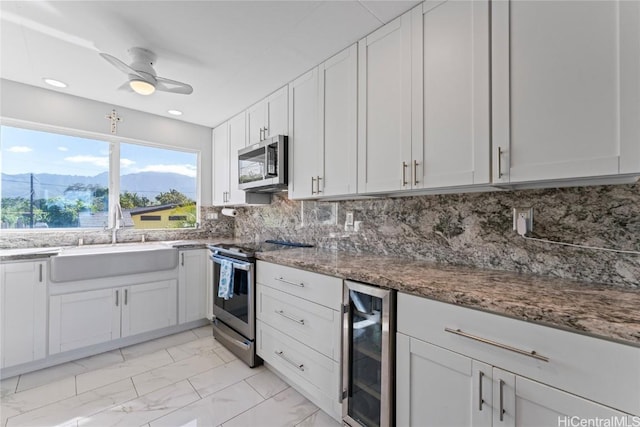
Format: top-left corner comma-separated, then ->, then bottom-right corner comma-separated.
238,135 -> 288,192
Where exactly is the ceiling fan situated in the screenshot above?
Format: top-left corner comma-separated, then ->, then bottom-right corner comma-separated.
99,47 -> 193,96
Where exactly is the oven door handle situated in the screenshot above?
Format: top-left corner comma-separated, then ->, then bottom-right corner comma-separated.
213,321 -> 251,350
210,255 -> 252,271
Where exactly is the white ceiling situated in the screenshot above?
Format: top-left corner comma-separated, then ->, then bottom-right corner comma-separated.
0,0 -> 420,128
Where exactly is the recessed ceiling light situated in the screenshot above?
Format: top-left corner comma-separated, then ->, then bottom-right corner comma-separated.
43,78 -> 67,88
168,110 -> 183,116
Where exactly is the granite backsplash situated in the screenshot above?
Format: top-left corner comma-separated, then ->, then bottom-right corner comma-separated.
231,184 -> 640,288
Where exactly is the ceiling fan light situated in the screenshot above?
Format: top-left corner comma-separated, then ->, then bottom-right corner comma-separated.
129,79 -> 155,95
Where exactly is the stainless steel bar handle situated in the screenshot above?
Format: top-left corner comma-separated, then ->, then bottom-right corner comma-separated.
497,147 -> 503,178
263,126 -> 268,138
275,350 -> 304,371
275,309 -> 305,325
215,324 -> 251,350
275,277 -> 304,287
499,379 -> 505,421
311,177 -> 316,195
444,328 -> 549,362
413,160 -> 419,185
478,371 -> 484,411
115,290 -> 119,307
259,127 -> 264,141
402,161 -> 408,186
39,264 -> 43,282
124,289 -> 128,305
181,253 -> 185,267
316,176 -> 322,193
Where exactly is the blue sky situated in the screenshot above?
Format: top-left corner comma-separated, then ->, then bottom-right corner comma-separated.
1,125 -> 197,177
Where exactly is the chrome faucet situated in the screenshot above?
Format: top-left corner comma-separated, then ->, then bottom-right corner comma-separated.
112,202 -> 123,244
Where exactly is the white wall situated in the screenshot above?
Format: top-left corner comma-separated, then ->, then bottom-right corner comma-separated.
0,79 -> 213,205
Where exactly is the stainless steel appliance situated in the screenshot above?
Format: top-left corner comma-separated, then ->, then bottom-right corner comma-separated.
208,240 -> 312,367
238,135 -> 287,192
342,281 -> 395,427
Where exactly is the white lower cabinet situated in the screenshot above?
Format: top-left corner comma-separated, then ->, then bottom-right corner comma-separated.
49,280 -> 177,354
178,249 -> 208,324
397,294 -> 639,426
0,260 -> 47,368
256,262 -> 342,421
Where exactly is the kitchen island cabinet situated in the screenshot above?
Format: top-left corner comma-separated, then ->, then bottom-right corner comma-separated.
0,260 -> 47,369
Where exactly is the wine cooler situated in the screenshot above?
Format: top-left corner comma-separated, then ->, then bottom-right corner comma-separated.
342,281 -> 395,427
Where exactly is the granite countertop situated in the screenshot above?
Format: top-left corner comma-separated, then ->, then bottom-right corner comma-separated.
255,247 -> 640,348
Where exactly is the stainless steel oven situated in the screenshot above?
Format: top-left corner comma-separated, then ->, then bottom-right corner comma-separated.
209,241 -> 313,368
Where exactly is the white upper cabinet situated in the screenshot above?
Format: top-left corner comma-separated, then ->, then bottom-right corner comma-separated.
212,122 -> 230,205
248,86 -> 289,145
289,68 -> 320,199
227,111 -> 248,204
289,44 -> 358,200
412,0 -> 490,189
319,44 -> 358,197
492,0 -> 640,184
358,11 -> 414,194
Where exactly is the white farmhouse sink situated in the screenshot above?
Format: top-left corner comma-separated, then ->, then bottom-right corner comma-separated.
50,243 -> 178,282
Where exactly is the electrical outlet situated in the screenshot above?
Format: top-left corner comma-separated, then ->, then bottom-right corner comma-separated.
345,211 -> 354,226
513,207 -> 533,236
206,212 -> 218,220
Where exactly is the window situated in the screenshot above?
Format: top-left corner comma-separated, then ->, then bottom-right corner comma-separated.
1,125 -> 199,230
1,126 -> 109,229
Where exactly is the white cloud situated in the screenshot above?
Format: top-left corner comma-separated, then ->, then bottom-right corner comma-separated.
64,155 -> 109,168
120,158 -> 135,168
7,146 -> 32,153
136,164 -> 197,178
57,146 -> 69,152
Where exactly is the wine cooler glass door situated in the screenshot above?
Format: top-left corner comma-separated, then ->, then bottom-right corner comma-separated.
343,281 -> 394,427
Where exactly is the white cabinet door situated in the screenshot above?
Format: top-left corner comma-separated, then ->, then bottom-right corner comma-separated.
212,122 -> 230,205
414,1 -> 490,189
358,11 -> 413,194
396,333 -> 492,427
227,111 -> 248,204
247,100 -> 266,145
320,44 -> 358,197
288,68 -> 320,199
265,86 -> 288,138
0,261 -> 47,368
178,249 -> 207,324
493,369 -> 632,427
49,288 -> 121,354
122,280 -> 177,337
492,0 -> 640,183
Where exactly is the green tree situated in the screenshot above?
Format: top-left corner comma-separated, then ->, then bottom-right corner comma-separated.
64,183 -> 108,213
155,189 -> 193,205
120,191 -> 151,209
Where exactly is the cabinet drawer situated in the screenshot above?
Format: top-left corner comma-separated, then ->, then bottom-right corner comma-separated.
397,293 -> 640,415
257,284 -> 340,361
257,320 -> 340,405
256,261 -> 342,309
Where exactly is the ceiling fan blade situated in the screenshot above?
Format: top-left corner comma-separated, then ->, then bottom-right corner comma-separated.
155,76 -> 193,95
99,52 -> 145,80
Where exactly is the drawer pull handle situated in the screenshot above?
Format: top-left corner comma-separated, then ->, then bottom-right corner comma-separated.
478,371 -> 484,411
275,277 -> 304,288
499,379 -> 506,422
444,328 -> 549,362
275,309 -> 305,325
275,350 -> 304,371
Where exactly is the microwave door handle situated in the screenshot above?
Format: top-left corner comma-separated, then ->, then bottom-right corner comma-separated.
210,255 -> 252,272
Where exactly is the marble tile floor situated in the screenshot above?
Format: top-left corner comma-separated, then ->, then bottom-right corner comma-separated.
0,325 -> 339,427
